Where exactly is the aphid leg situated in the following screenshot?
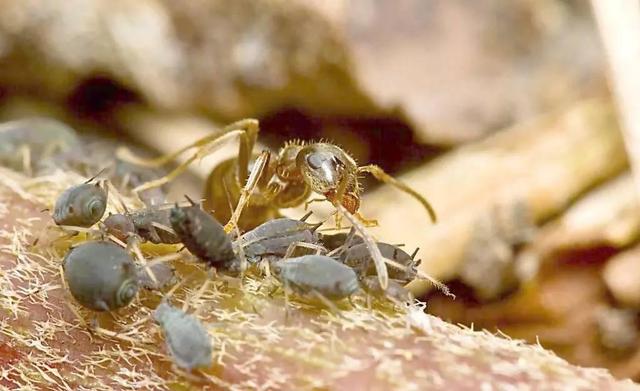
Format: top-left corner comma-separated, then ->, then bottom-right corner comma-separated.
128,237 -> 159,287
223,150 -> 271,233
186,279 -> 212,315
283,241 -> 325,259
410,247 -> 420,259
327,227 -> 357,257
357,164 -> 438,223
18,145 -> 32,176
335,204 -> 389,290
309,289 -> 341,315
283,279 -> 291,324
347,294 -> 357,309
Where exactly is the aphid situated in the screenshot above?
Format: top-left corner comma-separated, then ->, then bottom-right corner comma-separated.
170,202 -> 239,273
0,117 -> 79,173
341,242 -> 420,285
272,255 -> 360,300
53,181 -> 108,227
104,208 -> 180,244
118,119 -> 438,290
153,301 -> 213,371
236,214 -> 322,264
63,241 -> 138,311
137,263 -> 176,291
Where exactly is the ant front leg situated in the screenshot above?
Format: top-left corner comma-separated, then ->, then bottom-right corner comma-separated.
357,164 -> 437,223
224,150 -> 271,233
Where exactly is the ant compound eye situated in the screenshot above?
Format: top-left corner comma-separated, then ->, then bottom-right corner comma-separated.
306,153 -> 325,170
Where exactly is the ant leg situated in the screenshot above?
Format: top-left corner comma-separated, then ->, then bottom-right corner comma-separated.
117,119 -> 258,168
334,204 -> 389,290
357,164 -> 437,223
117,119 -> 259,192
303,198 -> 326,210
354,212 -> 378,227
224,150 -> 271,233
283,241 -> 326,259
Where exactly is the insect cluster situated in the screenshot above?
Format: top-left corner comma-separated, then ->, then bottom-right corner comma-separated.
3,117 -> 446,375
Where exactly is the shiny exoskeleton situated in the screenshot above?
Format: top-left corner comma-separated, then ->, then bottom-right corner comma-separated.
235,216 -> 321,264
104,208 -> 180,244
153,301 -> 212,370
170,204 -> 239,272
272,255 -> 359,300
63,241 -> 138,311
53,182 -> 108,227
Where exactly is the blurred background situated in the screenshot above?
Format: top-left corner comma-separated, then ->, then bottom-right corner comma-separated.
1,0 -> 640,380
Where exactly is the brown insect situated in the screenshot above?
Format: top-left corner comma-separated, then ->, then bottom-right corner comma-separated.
117,119 -> 437,290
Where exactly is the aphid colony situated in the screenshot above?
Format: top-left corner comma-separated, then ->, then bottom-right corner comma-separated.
2,117 -> 442,372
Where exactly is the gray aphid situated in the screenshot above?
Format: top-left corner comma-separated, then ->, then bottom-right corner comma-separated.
341,242 -> 419,284
153,301 -> 213,370
63,241 -> 138,311
170,204 -> 238,272
0,117 -> 79,172
272,255 -> 360,300
53,182 -> 107,227
237,217 -> 321,263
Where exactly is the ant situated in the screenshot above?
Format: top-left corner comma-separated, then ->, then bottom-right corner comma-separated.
117,119 -> 438,290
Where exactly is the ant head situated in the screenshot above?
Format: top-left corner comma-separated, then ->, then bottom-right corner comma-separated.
296,143 -> 356,194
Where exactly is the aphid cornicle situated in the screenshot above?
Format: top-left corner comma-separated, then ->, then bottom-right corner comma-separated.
153,301 -> 213,371
53,182 -> 108,227
272,255 -> 360,300
236,216 -> 322,264
170,203 -> 239,272
104,208 -> 180,244
63,241 -> 139,311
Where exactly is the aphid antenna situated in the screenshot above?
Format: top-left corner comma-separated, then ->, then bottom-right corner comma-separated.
84,167 -> 109,184
299,211 -> 313,222
183,194 -> 199,207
